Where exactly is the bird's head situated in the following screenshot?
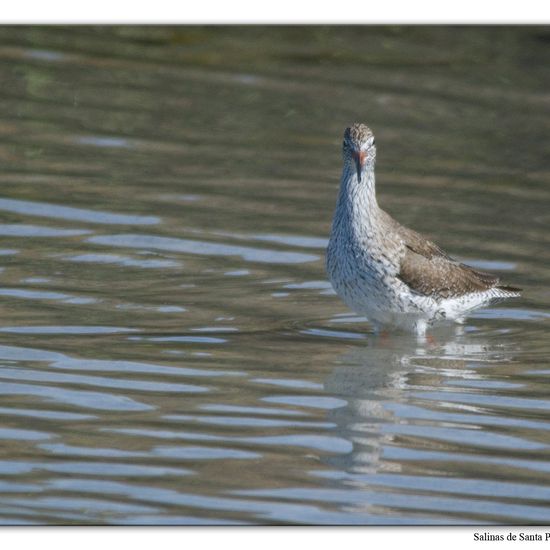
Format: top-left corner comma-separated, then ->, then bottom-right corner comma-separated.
342,123 -> 376,182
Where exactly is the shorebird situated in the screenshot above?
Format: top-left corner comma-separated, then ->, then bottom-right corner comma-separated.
326,123 -> 521,337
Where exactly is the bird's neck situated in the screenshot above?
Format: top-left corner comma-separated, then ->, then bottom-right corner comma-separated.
335,163 -> 380,233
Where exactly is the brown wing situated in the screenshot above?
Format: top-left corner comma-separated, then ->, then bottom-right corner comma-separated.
379,210 -> 503,298
398,245 -> 502,298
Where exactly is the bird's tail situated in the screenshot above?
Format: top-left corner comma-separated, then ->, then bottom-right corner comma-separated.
494,285 -> 522,298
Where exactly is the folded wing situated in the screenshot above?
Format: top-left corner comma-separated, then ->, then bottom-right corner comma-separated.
380,211 -> 519,299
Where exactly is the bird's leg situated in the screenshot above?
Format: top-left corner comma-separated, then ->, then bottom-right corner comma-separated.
454,322 -> 465,337
415,319 -> 427,339
415,319 -> 437,347
370,323 -> 391,345
426,333 -> 437,347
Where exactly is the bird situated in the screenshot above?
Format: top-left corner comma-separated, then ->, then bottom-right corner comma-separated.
326,123 -> 521,337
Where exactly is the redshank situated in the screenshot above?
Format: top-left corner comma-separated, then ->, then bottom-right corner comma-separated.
326,123 -> 521,337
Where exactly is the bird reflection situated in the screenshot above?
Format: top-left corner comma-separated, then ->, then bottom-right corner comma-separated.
322,326 -> 519,477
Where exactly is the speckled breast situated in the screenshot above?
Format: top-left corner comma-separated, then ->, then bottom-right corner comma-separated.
326,233 -> 403,322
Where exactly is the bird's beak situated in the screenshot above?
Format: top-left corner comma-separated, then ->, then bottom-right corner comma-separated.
352,151 -> 366,182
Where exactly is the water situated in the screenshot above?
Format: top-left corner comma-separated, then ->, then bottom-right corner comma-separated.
0,25 -> 549,525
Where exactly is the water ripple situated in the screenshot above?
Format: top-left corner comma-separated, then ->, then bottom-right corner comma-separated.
383,446 -> 550,474
0,198 -> 159,225
0,326 -> 137,335
0,344 -> 239,377
164,414 -> 335,429
0,367 -> 208,393
103,428 -> 352,454
75,136 -> 132,149
380,423 -> 546,450
151,446 -> 260,460
0,288 -> 98,304
0,224 -> 91,237
0,428 -> 51,441
63,253 -> 181,269
88,234 -> 319,264
200,404 -> 305,417
0,382 -> 152,411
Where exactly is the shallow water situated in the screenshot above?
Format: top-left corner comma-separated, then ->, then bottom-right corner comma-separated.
0,25 -> 549,525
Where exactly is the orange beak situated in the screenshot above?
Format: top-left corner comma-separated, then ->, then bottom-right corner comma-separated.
352,150 -> 366,182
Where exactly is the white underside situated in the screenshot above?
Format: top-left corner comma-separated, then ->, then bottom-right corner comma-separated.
329,274 -> 514,337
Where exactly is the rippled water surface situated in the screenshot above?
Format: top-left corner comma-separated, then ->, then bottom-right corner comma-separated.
0,26 -> 549,525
